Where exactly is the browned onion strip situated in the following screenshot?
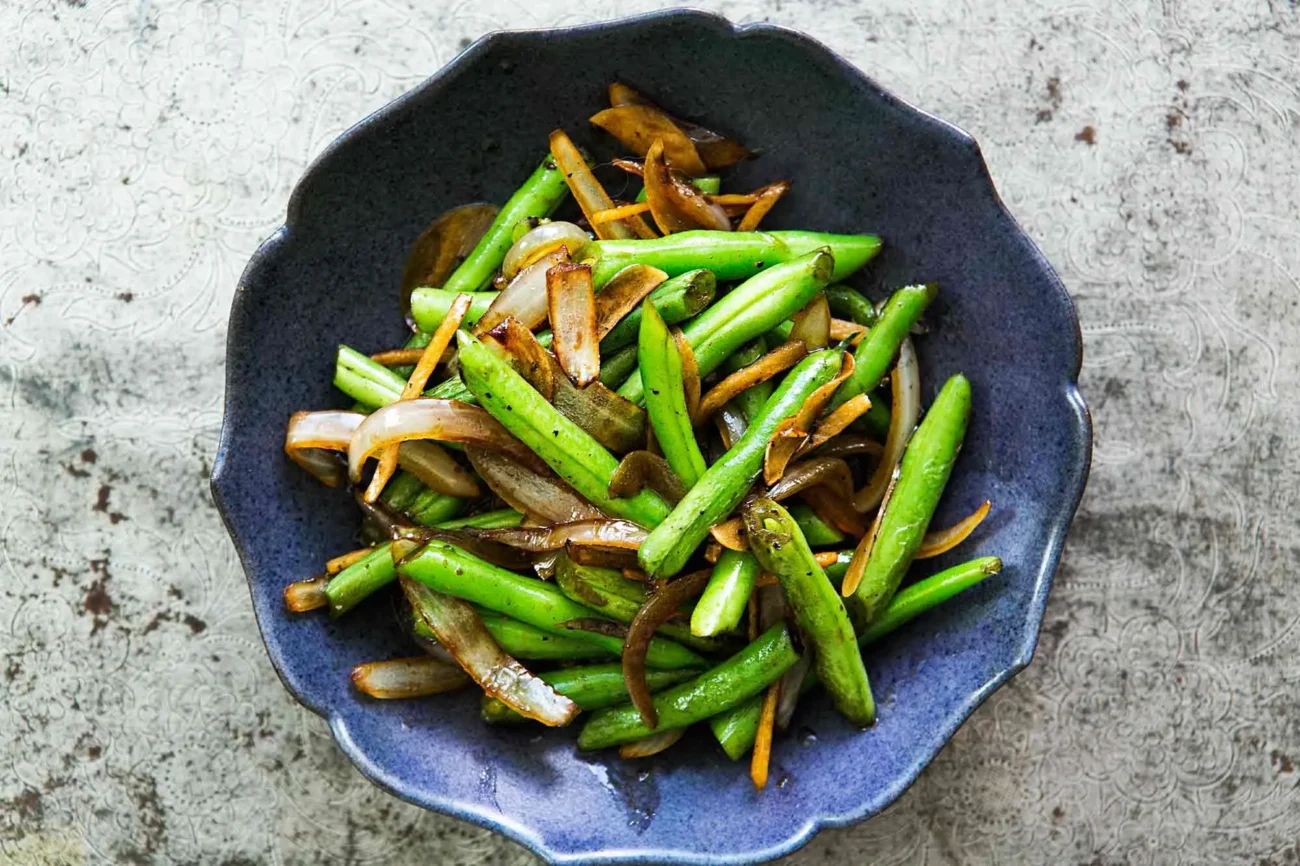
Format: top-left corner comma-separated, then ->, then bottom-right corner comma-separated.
619,727 -> 686,759
830,318 -> 870,346
401,577 -> 578,726
841,465 -> 901,597
624,569 -> 713,728
709,518 -> 748,552
762,353 -> 856,485
557,618 -> 629,639
327,547 -> 375,575
349,399 -> 537,484
350,656 -> 471,699
590,105 -> 708,176
789,293 -> 831,350
622,568 -> 649,583
391,526 -> 533,571
609,451 -> 687,504
715,404 -> 748,450
705,543 -> 724,565
694,341 -> 807,424
475,248 -> 568,336
610,157 -> 645,176
549,128 -> 654,240
486,317 -> 557,401
795,393 -> 875,458
594,264 -> 669,339
605,83 -> 752,170
469,519 -> 648,552
767,457 -> 854,503
853,337 -> 919,512
917,500 -> 992,559
547,262 -> 600,387
284,574 -> 329,612
284,410 -> 365,487
396,440 -> 480,498
466,446 -> 606,525
815,434 -> 884,460
399,203 -> 498,330
591,202 -> 653,225
370,349 -> 427,366
800,485 -> 869,537
737,181 -> 791,232
643,139 -> 731,233
675,329 -> 702,420
707,193 -> 760,206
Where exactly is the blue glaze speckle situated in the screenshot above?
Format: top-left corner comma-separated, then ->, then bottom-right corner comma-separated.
212,10 -> 1091,865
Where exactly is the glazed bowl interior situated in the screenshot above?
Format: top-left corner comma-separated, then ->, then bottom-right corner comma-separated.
213,10 -> 1090,865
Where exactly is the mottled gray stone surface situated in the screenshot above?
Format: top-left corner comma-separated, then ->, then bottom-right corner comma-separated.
2,1 -> 1299,863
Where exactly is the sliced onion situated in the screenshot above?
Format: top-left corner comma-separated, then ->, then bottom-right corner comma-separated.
605,82 -> 752,170
917,500 -> 992,559
715,404 -> 748,450
609,451 -> 687,504
830,318 -> 870,346
351,656 -> 470,699
594,265 -> 668,340
466,445 -> 606,525
622,568 -> 649,583
800,485 -> 869,537
694,341 -> 807,424
284,574 -> 328,612
775,654 -> 812,730
675,329 -> 701,420
284,410 -> 364,487
841,465 -> 901,597
591,202 -> 652,225
768,457 -> 853,503
565,543 -> 642,570
393,526 -> 533,571
326,547 -> 374,575
619,726 -> 686,759
789,293 -> 831,350
763,353 -> 856,485
796,393 -> 875,458
533,552 -> 560,580
502,221 -> 589,282
396,440 -> 479,498
610,157 -> 645,176
400,203 -> 499,329
348,398 -> 538,483
469,519 -> 647,552
485,316 -> 556,400
624,569 -> 712,728
590,105 -> 708,175
356,493 -> 417,540
643,139 -> 730,233
709,518 -> 748,551
737,181 -> 791,232
401,577 -> 578,726
549,128 -> 653,240
815,434 -> 884,460
474,247 -> 568,335
547,261 -> 600,387
853,337 -> 920,512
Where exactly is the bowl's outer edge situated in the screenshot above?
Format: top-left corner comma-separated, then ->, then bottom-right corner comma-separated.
211,9 -> 1093,865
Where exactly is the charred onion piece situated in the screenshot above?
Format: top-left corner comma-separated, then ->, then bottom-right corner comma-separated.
609,451 -> 687,504
623,568 -> 712,728
399,203 -> 498,330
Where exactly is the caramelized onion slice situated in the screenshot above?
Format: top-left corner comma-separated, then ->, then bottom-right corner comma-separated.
789,292 -> 831,350
549,128 -> 654,240
469,519 -> 648,552
624,569 -> 712,728
502,220 -> 589,282
605,83 -> 752,169
590,105 -> 708,176
609,451 -> 687,504
853,337 -> 919,512
737,181 -> 791,232
841,465 -> 902,597
917,500 -> 992,559
350,656 -> 471,699
767,457 -> 853,503
643,139 -> 730,234
466,446 -> 606,525
396,440 -> 480,498
694,341 -> 807,424
400,203 -> 499,329
284,410 -> 364,487
620,726 -> 686,759
799,485 -> 869,537
796,393 -> 874,458
284,574 -> 329,612
547,261 -> 600,388
763,353 -> 856,485
475,247 -> 568,335
594,264 -> 669,340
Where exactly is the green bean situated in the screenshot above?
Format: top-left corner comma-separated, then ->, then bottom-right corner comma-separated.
412,607 -> 612,661
710,556 -> 1002,758
409,289 -> 495,332
382,471 -> 465,527
598,344 -> 640,388
691,549 -> 759,638
482,664 -> 695,725
441,156 -> 570,294
435,509 -> 525,530
790,503 -> 847,547
584,230 -> 881,288
745,498 -> 874,726
426,375 -> 475,404
821,550 -> 854,582
397,538 -> 704,669
832,283 -> 936,409
859,391 -> 891,439
380,470 -> 426,511
553,556 -> 727,653
637,347 -> 845,579
456,331 -> 671,527
640,301 -> 708,486
599,269 -> 717,354
334,345 -> 408,409
618,250 -> 835,405
578,623 -> 799,750
635,175 -> 721,202
853,373 -> 972,622
722,339 -> 772,424
325,545 -> 394,616
825,285 -> 879,327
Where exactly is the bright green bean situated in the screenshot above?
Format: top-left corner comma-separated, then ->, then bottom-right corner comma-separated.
599,269 -> 717,354
691,549 -> 759,638
325,545 -> 394,616
853,373 -> 972,622
409,289 -> 496,332
790,503 -> 847,547
456,331 -> 671,527
334,345 -> 408,409
598,344 -> 639,388
482,664 -> 695,724
577,623 -> 800,750
637,347 -> 845,579
435,509 -> 525,530
825,285 -> 879,327
640,301 -> 707,486
832,283 -> 937,409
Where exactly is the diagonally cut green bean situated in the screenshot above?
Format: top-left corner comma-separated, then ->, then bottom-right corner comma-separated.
640,301 -> 707,487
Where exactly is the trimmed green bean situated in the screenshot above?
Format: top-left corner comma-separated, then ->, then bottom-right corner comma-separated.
832,283 -> 937,409
412,607 -> 612,661
426,375 -> 475,404
334,345 -> 408,409
745,498 -> 874,726
853,373 -> 972,622
618,249 -> 835,405
640,301 -> 708,486
691,549 -> 759,638
441,156 -> 570,294
407,487 -> 465,526
456,331 -> 671,527
380,471 -> 426,511
482,664 -> 695,724
398,538 -> 704,669
409,289 -> 495,333
599,269 -> 717,354
790,503 -> 847,547
577,623 -> 800,750
435,509 -> 525,530
635,175 -> 721,202
825,285 -> 879,327
598,344 -> 639,388
584,230 -> 881,288
325,545 -> 394,616
710,556 -> 1003,759
637,347 -> 845,579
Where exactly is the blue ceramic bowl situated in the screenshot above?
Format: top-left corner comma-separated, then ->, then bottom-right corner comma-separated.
213,10 -> 1091,864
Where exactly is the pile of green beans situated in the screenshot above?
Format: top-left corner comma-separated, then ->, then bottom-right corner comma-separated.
287,111 -> 1002,778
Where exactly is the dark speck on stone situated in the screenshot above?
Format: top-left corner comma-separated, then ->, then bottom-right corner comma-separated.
82,448 -> 97,463
183,614 -> 207,635
1075,125 -> 1097,145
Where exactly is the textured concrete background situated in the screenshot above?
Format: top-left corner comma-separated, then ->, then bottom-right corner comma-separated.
3,0 -> 1299,863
